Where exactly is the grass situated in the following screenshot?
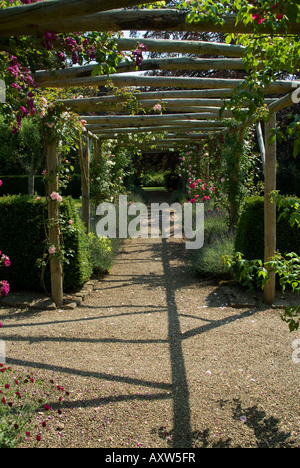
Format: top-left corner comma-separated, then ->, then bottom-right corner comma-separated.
141,186 -> 167,192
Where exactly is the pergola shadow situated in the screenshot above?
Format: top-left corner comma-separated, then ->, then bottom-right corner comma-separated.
5,233 -> 261,448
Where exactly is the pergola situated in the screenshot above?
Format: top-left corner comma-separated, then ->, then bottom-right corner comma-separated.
1,0 -> 299,308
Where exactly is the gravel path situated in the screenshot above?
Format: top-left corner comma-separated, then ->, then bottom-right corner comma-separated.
0,192 -> 299,448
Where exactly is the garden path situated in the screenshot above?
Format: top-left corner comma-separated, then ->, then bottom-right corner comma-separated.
0,191 -> 299,448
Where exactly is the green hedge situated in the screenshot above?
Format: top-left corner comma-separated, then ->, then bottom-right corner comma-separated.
0,195 -> 92,292
235,195 -> 300,260
0,175 -> 82,199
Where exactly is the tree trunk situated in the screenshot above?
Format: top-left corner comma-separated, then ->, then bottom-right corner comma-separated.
28,170 -> 35,196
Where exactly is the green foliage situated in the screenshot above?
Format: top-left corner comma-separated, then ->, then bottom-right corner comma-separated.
87,233 -> 115,274
193,235 -> 235,278
90,143 -> 135,205
192,212 -> 234,278
0,175 -> 81,198
163,170 -> 181,190
235,195 -> 265,260
0,364 -> 70,448
180,1 -> 300,154
223,252 -> 269,290
225,195 -> 300,331
267,252 -> 300,294
281,306 -> 300,332
141,171 -> 166,188
235,195 -> 300,261
0,195 -> 92,292
17,116 -> 44,172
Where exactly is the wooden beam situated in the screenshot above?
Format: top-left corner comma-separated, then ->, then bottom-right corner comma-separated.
268,90 -> 298,113
58,93 -> 237,113
81,113 -> 228,124
84,126 -> 225,135
36,73 -> 244,89
0,0 -> 152,36
97,132 -> 210,139
35,57 -> 248,85
59,94 -> 277,113
80,113 -> 227,126
115,37 -> 246,58
45,140 -> 63,308
222,88 -> 299,138
86,121 -> 226,131
4,8 -> 299,37
36,73 -> 298,95
264,113 -> 277,305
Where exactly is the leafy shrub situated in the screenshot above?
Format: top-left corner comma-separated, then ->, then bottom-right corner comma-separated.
87,233 -> 114,274
141,172 -> 166,187
235,195 -> 300,260
0,175 -> 81,198
192,212 -> 234,278
164,170 -> 181,190
0,195 -> 92,292
193,235 -> 235,278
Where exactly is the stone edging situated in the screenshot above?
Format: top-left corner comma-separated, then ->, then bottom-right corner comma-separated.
0,279 -> 99,311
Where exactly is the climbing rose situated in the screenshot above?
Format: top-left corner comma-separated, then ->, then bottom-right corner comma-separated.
0,281 -> 10,297
153,103 -> 162,112
48,246 -> 56,255
50,192 -> 63,203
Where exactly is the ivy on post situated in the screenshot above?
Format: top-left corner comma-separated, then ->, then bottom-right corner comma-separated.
264,113 -> 277,305
46,139 -> 63,308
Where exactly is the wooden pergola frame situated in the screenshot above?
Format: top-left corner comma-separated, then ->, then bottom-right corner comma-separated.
2,0 -> 299,307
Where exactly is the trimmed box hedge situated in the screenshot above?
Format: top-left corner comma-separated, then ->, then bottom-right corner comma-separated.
0,175 -> 81,199
0,195 -> 93,292
235,195 -> 300,260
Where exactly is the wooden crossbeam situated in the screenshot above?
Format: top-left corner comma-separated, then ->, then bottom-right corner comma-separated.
35,57 -> 248,85
58,92 -> 238,112
36,73 -> 297,94
82,113 -> 228,125
0,0 -> 152,36
105,134 -> 208,141
115,37 -> 245,58
86,122 -> 226,132
3,8 -> 299,37
59,94 -> 277,113
268,90 -> 298,113
84,126 -> 225,135
94,132 -> 210,139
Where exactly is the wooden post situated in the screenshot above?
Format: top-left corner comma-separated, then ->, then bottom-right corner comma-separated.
256,121 -> 265,174
264,113 -> 277,305
46,140 -> 63,308
93,139 -> 103,206
79,134 -> 90,233
228,129 -> 244,231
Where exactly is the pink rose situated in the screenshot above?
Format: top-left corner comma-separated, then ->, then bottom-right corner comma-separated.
50,192 -> 62,203
48,246 -> 56,255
